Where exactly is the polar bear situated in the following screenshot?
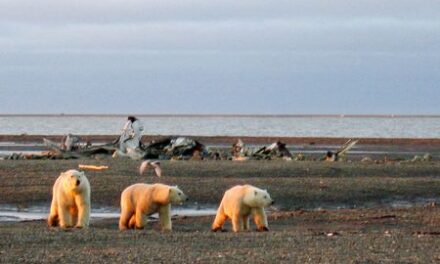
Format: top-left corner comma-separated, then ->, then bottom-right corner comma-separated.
119,183 -> 188,231
47,170 -> 91,229
212,185 -> 274,232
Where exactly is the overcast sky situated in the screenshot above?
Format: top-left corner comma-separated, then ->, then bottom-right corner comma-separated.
0,0 -> 439,115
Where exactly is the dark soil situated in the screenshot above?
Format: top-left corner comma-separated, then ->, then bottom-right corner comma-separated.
1,207 -> 440,263
1,157 -> 440,263
1,159 -> 440,210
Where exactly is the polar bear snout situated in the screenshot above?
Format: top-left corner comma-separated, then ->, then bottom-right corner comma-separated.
76,179 -> 81,186
177,191 -> 188,202
178,193 -> 189,204
271,200 -> 275,205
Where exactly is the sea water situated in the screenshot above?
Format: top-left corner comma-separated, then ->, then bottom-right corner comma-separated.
0,115 -> 439,138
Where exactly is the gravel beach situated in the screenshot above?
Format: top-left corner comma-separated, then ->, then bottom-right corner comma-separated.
1,137 -> 440,263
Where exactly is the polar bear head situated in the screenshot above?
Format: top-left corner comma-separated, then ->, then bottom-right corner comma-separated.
61,170 -> 87,192
243,185 -> 274,208
168,186 -> 188,205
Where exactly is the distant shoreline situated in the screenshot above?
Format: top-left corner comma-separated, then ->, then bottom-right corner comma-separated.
1,134 -> 439,146
1,114 -> 439,118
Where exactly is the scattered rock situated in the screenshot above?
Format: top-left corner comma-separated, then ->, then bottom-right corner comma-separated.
423,153 -> 432,161
361,156 -> 373,163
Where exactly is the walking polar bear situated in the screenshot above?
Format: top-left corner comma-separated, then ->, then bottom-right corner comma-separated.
119,183 -> 188,231
47,170 -> 91,229
212,184 -> 274,232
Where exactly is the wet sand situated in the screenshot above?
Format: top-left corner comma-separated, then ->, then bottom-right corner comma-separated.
1,138 -> 440,263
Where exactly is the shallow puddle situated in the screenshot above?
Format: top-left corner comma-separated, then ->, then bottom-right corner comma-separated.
0,205 -> 217,222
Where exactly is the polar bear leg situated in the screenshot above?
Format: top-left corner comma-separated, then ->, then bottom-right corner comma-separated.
128,214 -> 136,229
135,210 -> 145,229
48,199 -> 59,227
70,206 -> 78,226
58,205 -> 73,228
252,208 -> 269,231
75,195 -> 90,228
231,214 -> 244,232
119,210 -> 133,230
242,215 -> 250,230
47,213 -> 59,227
211,205 -> 227,232
159,204 -> 172,231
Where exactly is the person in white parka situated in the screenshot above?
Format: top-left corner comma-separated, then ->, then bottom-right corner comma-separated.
119,116 -> 144,153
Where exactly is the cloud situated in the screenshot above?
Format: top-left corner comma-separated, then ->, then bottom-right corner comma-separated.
0,0 -> 439,114
1,0 -> 439,53
1,18 -> 439,54
1,0 -> 440,24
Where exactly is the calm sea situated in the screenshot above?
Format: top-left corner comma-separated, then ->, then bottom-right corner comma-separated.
0,115 -> 439,138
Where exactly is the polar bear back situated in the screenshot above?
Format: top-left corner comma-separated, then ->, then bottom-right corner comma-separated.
221,185 -> 250,215
221,185 -> 272,216
120,183 -> 171,215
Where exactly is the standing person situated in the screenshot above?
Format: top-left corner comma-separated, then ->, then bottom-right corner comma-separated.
119,116 -> 144,153
60,134 -> 80,151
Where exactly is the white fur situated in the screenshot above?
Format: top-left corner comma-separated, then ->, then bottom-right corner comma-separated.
212,185 -> 273,232
119,183 -> 187,231
139,160 -> 162,177
47,170 -> 91,229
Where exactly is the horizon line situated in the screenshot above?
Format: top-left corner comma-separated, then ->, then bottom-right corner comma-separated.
1,113 -> 440,118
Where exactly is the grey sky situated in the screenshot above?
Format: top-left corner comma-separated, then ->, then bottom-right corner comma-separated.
0,0 -> 439,114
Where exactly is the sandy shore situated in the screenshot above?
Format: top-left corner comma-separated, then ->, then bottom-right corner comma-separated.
1,157 -> 440,262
